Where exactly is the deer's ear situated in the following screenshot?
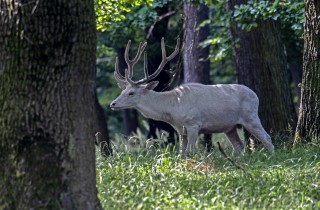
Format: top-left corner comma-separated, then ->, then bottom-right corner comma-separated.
145,81 -> 159,90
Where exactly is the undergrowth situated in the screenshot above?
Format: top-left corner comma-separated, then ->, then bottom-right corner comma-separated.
96,135 -> 320,209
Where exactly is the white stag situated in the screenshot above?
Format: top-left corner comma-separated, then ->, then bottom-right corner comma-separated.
110,38 -> 275,156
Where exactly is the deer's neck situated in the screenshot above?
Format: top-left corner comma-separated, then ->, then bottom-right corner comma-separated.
136,91 -> 176,123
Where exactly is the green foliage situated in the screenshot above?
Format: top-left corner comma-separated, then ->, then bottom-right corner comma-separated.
97,142 -> 320,209
152,0 -> 175,7
102,6 -> 156,47
232,0 -> 304,36
204,1 -> 236,83
98,0 -> 177,48
95,0 -> 154,31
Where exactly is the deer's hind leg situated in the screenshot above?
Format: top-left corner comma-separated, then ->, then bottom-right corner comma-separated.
225,126 -> 244,154
242,118 -> 274,153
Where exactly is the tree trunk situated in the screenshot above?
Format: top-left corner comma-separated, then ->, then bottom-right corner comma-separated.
183,2 -> 210,85
145,4 -> 178,145
183,2 -> 212,151
295,0 -> 320,143
147,5 -> 173,91
286,38 -> 303,106
94,92 -> 112,156
122,109 -> 139,135
0,0 -> 102,209
227,0 -> 297,145
116,48 -> 139,136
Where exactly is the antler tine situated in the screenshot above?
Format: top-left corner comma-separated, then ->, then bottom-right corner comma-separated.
130,51 -> 151,86
141,37 -> 180,83
143,52 -> 149,80
166,37 -> 180,60
114,57 -> 128,89
124,40 -> 147,78
115,57 -> 125,79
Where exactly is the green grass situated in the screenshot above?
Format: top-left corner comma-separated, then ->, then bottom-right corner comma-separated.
96,138 -> 320,209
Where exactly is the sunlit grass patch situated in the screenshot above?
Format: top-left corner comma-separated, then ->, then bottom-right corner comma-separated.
175,158 -> 215,174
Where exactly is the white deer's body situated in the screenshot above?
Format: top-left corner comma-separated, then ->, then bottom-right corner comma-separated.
110,38 -> 274,156
136,83 -> 253,133
111,82 -> 275,155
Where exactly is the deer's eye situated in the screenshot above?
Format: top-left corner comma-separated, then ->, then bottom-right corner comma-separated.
128,92 -> 135,96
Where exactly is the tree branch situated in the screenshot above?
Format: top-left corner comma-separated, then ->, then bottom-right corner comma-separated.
146,10 -> 177,39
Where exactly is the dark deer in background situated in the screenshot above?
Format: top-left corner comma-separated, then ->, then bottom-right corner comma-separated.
110,38 -> 275,156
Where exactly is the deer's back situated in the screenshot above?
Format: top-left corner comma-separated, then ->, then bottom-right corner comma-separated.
170,83 -> 259,131
174,83 -> 257,105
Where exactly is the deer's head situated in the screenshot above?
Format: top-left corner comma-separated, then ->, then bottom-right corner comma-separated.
110,37 -> 180,110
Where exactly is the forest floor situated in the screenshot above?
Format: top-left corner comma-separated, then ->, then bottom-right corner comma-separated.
96,136 -> 320,209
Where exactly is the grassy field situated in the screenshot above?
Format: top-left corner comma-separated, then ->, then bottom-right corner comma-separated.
96,137 -> 320,209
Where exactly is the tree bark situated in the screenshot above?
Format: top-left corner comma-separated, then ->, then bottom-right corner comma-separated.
183,2 -> 212,151
183,3 -> 210,85
295,0 -> 320,143
227,0 -> 297,144
0,0 -> 102,209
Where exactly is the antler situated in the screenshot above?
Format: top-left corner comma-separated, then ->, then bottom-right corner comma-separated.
114,57 -> 127,89
115,37 -> 180,87
124,40 -> 147,79
127,37 -> 180,85
149,37 -> 180,81
114,40 -> 147,88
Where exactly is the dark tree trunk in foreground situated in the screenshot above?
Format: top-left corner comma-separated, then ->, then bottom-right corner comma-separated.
116,48 -> 139,136
0,0 -> 102,209
295,0 -> 320,143
183,2 -> 212,151
227,0 -> 297,146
